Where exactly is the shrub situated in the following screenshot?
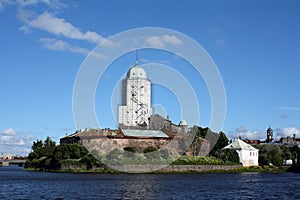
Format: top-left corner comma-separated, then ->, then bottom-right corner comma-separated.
143,146 -> 158,153
143,146 -> 159,160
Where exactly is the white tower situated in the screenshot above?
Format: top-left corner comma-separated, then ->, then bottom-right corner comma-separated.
118,61 -> 152,128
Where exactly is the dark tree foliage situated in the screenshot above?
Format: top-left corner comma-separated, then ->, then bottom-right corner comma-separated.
25,137 -> 92,171
143,146 -> 160,160
196,127 -> 208,138
189,126 -> 231,159
124,146 -> 136,153
80,154 -> 100,169
123,146 -> 136,158
217,149 -> 240,163
253,144 -> 300,166
143,146 -> 158,153
210,131 -> 229,157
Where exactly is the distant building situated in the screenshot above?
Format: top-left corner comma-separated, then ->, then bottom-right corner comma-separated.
266,126 -> 274,143
0,153 -> 14,160
223,138 -> 259,167
243,139 -> 261,145
280,134 -> 300,147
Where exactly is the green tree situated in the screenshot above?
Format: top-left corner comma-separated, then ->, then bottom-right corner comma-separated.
144,146 -> 159,160
210,131 -> 229,157
26,138 -> 91,170
255,144 -> 284,166
124,146 -> 136,158
218,149 -> 240,163
144,146 -> 158,153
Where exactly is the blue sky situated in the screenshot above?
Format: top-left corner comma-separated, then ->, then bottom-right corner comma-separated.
1,0 -> 300,155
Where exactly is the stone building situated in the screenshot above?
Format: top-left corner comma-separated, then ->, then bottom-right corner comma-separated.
60,128 -> 174,154
60,60 -> 206,156
280,134 -> 300,147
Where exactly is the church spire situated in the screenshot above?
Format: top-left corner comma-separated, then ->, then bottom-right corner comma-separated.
135,50 -> 139,66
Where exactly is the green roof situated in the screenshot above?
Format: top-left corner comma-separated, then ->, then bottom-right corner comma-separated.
127,63 -> 147,79
122,129 -> 169,138
223,138 -> 258,151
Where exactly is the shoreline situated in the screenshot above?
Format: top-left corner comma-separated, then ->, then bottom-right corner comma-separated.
25,164 -> 288,174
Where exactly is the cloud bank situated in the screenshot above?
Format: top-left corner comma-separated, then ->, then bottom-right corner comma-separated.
145,35 -> 183,48
228,126 -> 300,141
0,128 -> 33,156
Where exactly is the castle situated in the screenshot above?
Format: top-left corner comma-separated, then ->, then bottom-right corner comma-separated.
60,60 -> 208,155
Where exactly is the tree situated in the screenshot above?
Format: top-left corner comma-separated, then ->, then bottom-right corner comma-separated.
144,146 -> 159,160
210,131 -> 229,157
124,146 -> 136,158
255,144 -> 284,166
217,149 -> 240,163
144,146 -> 158,153
26,138 -> 90,170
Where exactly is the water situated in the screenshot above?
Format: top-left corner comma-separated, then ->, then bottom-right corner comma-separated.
1,167 -> 300,199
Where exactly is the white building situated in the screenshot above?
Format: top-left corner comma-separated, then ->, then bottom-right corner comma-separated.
0,153 -> 14,160
118,61 -> 153,128
223,138 -> 259,167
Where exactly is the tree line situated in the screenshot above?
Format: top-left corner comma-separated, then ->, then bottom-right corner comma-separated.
26,129 -> 300,171
25,136 -> 99,171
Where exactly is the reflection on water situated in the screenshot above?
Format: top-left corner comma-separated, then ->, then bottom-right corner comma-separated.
1,166 -> 300,199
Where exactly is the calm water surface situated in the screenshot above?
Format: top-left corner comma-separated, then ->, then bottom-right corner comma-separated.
1,166 -> 300,199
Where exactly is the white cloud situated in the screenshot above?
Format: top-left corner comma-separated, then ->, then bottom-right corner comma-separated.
18,9 -> 116,48
19,11 -> 105,44
39,37 -> 89,54
229,126 -> 300,141
216,39 -> 225,46
1,128 -> 17,136
161,35 -> 183,46
39,38 -> 107,58
0,0 -> 14,10
228,126 -> 266,140
275,127 -> 300,140
1,135 -> 12,141
0,135 -> 29,146
145,34 -> 183,48
278,107 -> 300,111
145,36 -> 165,48
16,0 -> 67,10
3,0 -> 115,53
17,139 -> 25,146
0,129 -> 34,156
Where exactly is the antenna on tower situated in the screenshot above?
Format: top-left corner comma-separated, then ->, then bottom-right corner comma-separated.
135,50 -> 138,65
